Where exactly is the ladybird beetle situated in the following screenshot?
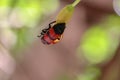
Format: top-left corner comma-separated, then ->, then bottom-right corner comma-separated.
38,21 -> 66,45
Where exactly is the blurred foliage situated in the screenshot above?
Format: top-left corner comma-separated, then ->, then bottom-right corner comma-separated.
0,28 -> 17,50
0,0 -> 59,55
11,28 -> 31,53
15,0 -> 59,27
113,0 -> 120,16
77,15 -> 120,64
0,0 -> 120,80
80,27 -> 111,64
57,74 -> 70,80
77,66 -> 101,80
105,15 -> 120,32
0,0 -> 10,19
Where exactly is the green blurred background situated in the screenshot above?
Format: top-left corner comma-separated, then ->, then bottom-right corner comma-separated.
0,0 -> 120,80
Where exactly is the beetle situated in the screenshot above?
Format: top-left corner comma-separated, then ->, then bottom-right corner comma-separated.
37,21 -> 66,45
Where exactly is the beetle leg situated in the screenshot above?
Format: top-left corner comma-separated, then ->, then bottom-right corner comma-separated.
42,29 -> 48,33
38,29 -> 46,37
38,31 -> 44,37
49,21 -> 56,28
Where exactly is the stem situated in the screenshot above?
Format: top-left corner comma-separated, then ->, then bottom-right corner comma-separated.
71,0 -> 81,7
